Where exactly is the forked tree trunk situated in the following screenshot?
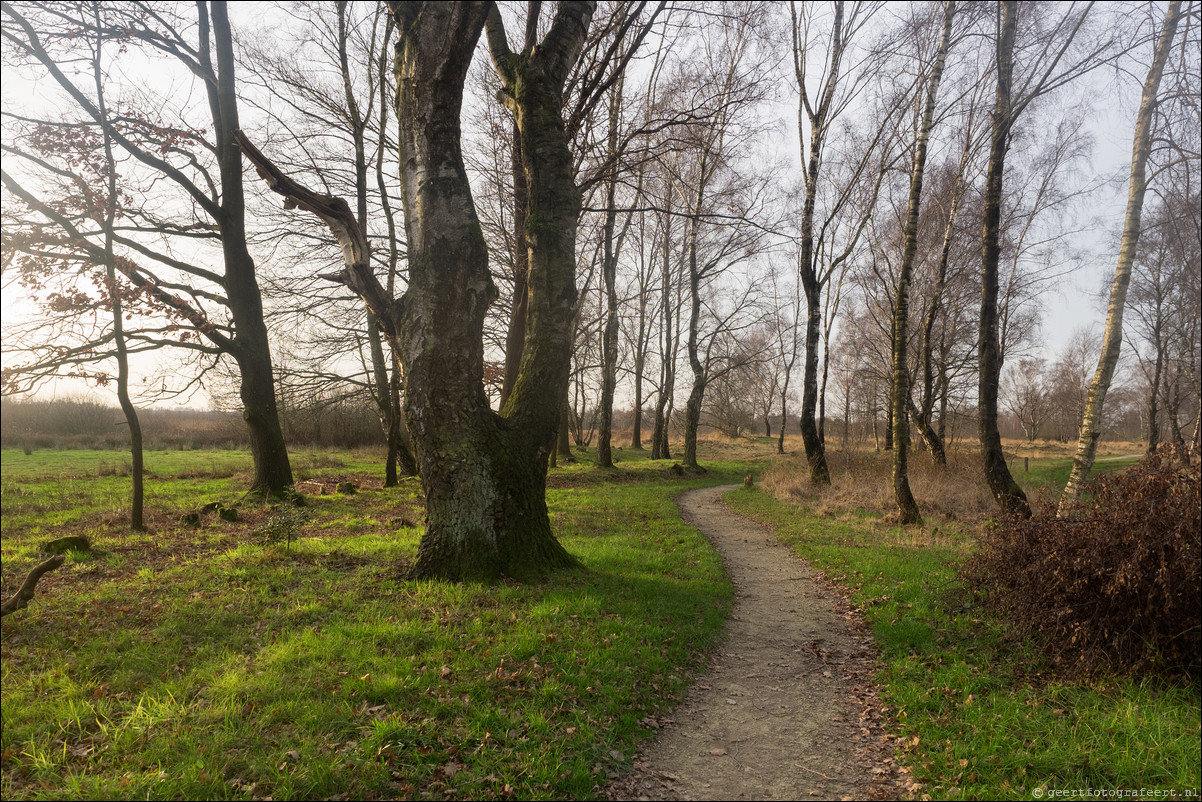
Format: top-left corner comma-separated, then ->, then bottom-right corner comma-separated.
1058,0 -> 1181,514
405,1 -> 591,579
978,0 -> 1029,517
242,2 -> 588,579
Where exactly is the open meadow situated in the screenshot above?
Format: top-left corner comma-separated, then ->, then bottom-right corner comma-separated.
2,437 -> 1198,800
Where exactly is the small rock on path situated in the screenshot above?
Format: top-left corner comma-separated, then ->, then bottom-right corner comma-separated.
604,485 -> 903,801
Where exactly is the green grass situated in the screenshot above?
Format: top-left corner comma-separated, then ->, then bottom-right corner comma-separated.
726,483 -> 1201,801
1012,454 -> 1143,498
1,447 -> 751,800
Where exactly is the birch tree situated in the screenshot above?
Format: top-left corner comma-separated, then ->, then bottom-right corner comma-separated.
1060,0 -> 1185,513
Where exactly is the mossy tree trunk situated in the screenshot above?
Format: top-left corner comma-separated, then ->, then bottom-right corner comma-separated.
402,0 -> 592,579
241,1 -> 589,580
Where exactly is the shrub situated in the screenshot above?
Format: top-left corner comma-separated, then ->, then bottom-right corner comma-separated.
254,507 -> 310,550
966,450 -> 1200,679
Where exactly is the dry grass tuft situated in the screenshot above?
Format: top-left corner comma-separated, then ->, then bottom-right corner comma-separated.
763,446 -> 997,525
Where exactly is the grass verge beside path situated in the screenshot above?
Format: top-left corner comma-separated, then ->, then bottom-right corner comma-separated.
725,485 -> 1200,801
2,448 -> 748,801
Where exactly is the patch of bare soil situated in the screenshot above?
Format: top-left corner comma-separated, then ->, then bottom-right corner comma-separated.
604,485 -> 906,801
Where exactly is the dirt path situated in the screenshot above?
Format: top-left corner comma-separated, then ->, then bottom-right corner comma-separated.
604,485 -> 903,801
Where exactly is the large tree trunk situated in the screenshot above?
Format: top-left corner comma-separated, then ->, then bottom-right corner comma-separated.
1058,0 -> 1181,514
401,2 -> 589,579
248,2 -> 586,579
978,1 -> 1029,517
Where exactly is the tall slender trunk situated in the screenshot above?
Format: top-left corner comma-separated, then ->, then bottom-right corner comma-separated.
914,131 -> 970,467
630,256 -> 649,450
978,0 -> 1028,516
1148,329 -> 1164,452
651,191 -> 676,460
500,120 -> 530,409
597,75 -> 625,468
777,391 -> 789,454
884,397 -> 893,451
1058,0 -> 1181,513
842,384 -> 851,449
211,2 -> 293,496
682,191 -> 706,470
558,390 -> 575,462
631,344 -> 646,448
94,8 -> 144,530
498,6 -> 542,408
799,284 -> 830,480
891,1 -> 954,525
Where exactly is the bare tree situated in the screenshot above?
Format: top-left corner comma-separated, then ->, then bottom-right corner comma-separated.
2,0 -> 294,496
1003,357 -> 1053,441
238,1 -> 418,484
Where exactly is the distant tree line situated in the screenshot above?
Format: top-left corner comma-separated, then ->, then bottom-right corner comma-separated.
0,397 -> 382,452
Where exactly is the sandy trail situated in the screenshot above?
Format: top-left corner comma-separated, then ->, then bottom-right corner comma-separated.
605,485 -> 901,801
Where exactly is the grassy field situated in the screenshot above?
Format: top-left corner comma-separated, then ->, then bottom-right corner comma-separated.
3,438 -> 1197,801
1,444 -> 752,800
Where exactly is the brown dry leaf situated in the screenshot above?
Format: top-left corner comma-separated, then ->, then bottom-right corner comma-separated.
284,750 -> 301,761
440,665 -> 453,679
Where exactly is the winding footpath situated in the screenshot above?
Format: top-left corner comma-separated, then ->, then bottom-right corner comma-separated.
605,485 -> 905,801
